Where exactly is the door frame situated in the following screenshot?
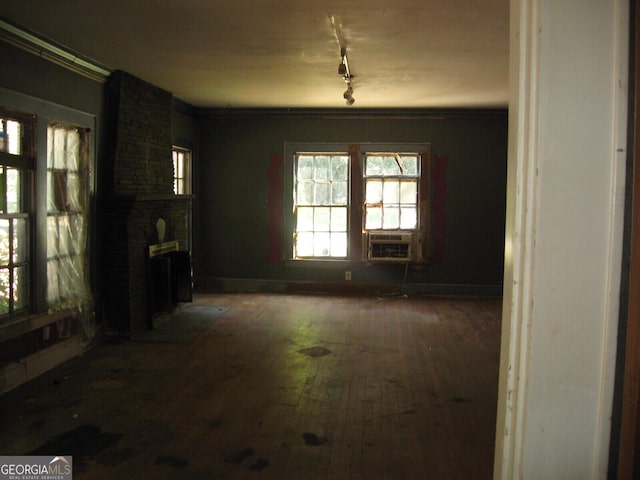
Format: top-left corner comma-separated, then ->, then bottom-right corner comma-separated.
616,1 -> 640,477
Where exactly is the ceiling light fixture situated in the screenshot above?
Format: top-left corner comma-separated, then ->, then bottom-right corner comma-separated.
343,83 -> 355,106
338,47 -> 355,106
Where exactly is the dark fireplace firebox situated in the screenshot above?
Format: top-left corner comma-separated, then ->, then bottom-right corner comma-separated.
148,240 -> 192,327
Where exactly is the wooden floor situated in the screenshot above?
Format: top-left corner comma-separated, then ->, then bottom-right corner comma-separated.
0,293 -> 502,479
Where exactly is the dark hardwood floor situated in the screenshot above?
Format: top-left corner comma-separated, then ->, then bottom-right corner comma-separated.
0,293 -> 502,479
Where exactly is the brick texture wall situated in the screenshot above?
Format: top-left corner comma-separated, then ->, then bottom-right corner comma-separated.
103,71 -> 190,335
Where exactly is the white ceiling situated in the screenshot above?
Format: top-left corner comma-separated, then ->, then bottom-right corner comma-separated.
0,0 -> 509,109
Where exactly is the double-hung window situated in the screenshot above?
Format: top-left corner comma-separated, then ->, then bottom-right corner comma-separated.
0,113 -> 33,317
293,153 -> 349,258
287,143 -> 429,262
46,124 -> 91,308
1,97 -> 95,328
364,154 -> 419,231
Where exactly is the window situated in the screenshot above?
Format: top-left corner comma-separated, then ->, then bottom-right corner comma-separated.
286,143 -> 429,263
0,117 -> 23,155
293,153 -> 349,258
0,113 -> 33,317
46,124 -> 91,308
172,146 -> 193,251
172,146 -> 191,195
1,98 -> 94,324
364,153 -> 419,230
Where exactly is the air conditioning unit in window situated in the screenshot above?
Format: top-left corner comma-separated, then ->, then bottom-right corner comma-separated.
366,232 -> 414,262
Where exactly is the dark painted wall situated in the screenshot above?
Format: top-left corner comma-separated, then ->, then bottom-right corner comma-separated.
172,99 -> 199,149
196,110 -> 507,292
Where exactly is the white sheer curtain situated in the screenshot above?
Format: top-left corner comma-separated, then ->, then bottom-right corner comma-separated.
46,124 -> 90,309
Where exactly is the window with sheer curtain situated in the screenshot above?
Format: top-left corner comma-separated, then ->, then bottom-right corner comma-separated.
46,124 -> 91,308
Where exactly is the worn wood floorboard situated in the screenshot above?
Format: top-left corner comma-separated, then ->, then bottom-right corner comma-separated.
0,293 -> 501,479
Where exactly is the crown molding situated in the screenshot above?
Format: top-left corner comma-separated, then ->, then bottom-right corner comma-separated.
0,16 -> 111,82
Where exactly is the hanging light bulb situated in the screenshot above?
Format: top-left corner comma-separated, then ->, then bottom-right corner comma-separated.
343,83 -> 355,105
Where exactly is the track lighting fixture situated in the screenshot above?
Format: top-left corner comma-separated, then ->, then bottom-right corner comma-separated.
338,47 -> 355,105
339,47 -> 351,79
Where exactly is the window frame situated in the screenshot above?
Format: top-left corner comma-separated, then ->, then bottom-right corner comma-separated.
284,142 -> 430,264
1,88 -> 96,318
293,152 -> 350,259
172,146 -> 192,196
0,109 -> 35,320
46,123 -> 91,309
363,152 -> 421,232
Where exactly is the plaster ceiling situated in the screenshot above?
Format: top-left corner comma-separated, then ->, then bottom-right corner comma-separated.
0,0 -> 509,109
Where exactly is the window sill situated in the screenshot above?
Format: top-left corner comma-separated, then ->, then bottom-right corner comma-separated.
0,308 -> 77,342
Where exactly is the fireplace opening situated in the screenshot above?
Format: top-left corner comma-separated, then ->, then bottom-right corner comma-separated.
147,239 -> 192,327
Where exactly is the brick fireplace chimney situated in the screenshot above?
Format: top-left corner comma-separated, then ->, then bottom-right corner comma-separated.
102,71 -> 190,335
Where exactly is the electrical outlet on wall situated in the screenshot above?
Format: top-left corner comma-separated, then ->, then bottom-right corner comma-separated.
345,271 -> 352,281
